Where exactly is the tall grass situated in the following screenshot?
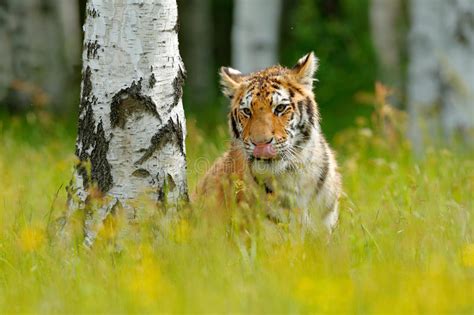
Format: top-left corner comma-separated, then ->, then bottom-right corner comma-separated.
0,91 -> 473,313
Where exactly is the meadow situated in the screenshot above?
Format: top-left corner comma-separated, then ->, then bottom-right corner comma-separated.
0,92 -> 473,313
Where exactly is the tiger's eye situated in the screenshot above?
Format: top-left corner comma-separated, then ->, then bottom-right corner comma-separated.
242,108 -> 251,116
275,104 -> 287,114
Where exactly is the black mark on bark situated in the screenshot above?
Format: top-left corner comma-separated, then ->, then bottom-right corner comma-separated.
82,66 -> 93,101
157,172 -> 188,203
149,73 -> 157,88
164,20 -> 180,33
110,79 -> 160,128
170,66 -> 186,111
85,40 -> 100,59
90,121 -> 113,192
132,169 -> 151,178
76,66 -> 113,193
135,116 -> 185,166
166,173 -> 176,191
157,186 -> 165,202
87,7 -> 99,18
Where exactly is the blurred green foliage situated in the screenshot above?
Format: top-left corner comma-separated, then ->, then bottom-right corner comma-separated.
281,0 -> 376,137
182,0 -> 377,139
3,0 -> 377,140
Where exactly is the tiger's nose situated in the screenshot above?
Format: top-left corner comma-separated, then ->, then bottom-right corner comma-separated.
250,137 -> 273,146
251,137 -> 276,159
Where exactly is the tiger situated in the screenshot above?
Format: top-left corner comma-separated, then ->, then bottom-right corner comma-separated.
195,52 -> 341,231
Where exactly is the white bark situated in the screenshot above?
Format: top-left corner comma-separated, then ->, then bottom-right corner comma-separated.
66,0 -> 188,245
0,0 -> 80,112
232,0 -> 282,73
408,0 -> 474,151
370,0 -> 402,105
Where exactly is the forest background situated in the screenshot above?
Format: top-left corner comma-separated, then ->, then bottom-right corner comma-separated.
0,0 -> 473,313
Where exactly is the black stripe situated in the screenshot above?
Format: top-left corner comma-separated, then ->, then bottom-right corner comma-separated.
305,97 -> 315,126
264,183 -> 273,194
297,101 -> 304,126
317,138 -> 329,192
294,129 -> 311,148
287,82 -> 304,96
294,97 -> 315,148
252,176 -> 273,195
294,100 -> 311,146
230,110 -> 240,139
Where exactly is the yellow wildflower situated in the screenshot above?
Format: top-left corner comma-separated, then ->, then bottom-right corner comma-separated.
18,226 -> 45,252
461,244 -> 474,267
295,276 -> 354,312
123,248 -> 170,307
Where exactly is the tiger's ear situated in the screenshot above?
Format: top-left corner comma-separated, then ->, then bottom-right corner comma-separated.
291,52 -> 318,89
220,67 -> 243,98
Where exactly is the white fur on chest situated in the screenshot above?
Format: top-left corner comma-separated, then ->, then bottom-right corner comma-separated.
251,156 -> 323,210
251,130 -> 323,205
268,168 -> 316,209
248,129 -> 338,231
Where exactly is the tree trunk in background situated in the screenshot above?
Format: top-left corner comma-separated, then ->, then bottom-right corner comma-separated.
370,0 -> 402,105
58,0 -> 82,71
0,0 -> 81,112
408,0 -> 474,152
66,0 -> 188,246
179,0 -> 213,106
232,0 -> 282,73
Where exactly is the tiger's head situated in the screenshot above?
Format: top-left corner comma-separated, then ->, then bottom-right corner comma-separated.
220,52 -> 320,174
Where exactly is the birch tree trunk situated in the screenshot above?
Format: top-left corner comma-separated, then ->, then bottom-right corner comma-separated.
66,0 -> 188,246
179,0 -> 213,106
408,0 -> 474,152
370,0 -> 402,105
232,0 -> 282,73
0,0 -> 80,112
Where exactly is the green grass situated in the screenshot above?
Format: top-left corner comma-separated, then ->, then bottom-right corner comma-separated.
0,105 -> 473,314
